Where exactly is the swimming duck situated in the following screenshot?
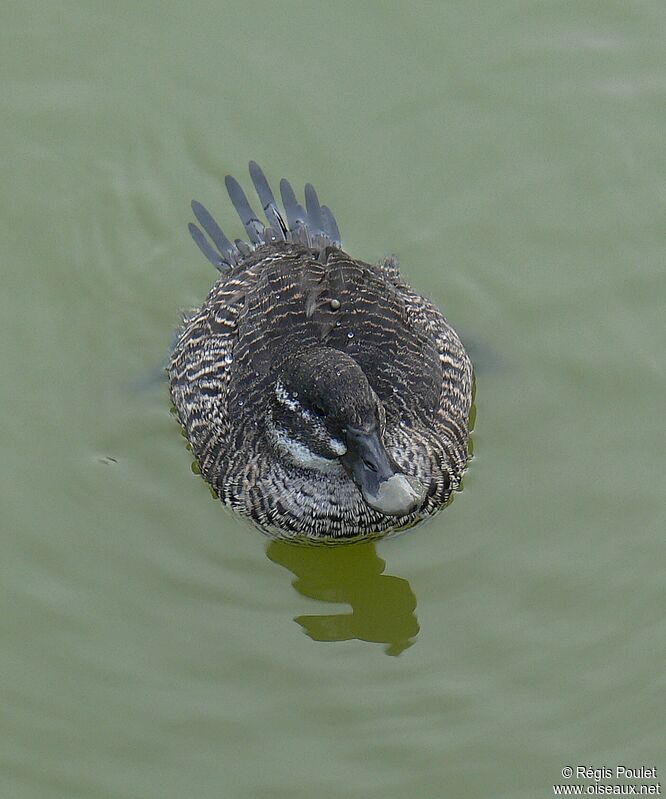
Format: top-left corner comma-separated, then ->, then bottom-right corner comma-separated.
168,162 -> 473,540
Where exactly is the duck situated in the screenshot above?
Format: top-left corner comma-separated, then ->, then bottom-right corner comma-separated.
168,162 -> 473,541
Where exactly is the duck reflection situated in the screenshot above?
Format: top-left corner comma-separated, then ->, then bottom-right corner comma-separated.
266,540 -> 419,656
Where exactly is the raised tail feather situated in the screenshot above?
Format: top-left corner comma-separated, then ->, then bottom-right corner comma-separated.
188,162 -> 342,271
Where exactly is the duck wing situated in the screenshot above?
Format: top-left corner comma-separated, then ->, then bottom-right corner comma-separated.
227,249 -> 444,430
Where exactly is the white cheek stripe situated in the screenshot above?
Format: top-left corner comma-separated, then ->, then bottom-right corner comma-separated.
274,378 -> 302,413
274,380 -> 347,456
329,438 -> 347,455
271,427 -> 345,473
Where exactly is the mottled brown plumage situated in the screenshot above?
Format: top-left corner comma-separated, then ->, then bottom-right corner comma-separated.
168,163 -> 473,540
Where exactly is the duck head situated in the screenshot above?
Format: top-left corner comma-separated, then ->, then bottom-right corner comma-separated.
269,347 -> 426,516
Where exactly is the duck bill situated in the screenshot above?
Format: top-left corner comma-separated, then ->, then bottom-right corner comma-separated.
341,427 -> 426,516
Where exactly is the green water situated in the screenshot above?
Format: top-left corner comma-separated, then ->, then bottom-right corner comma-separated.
2,2 -> 665,797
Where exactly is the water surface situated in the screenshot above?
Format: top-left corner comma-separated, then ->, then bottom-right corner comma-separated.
2,2 -> 665,797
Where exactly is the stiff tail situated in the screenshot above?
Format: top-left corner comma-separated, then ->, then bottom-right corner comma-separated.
188,162 -> 342,271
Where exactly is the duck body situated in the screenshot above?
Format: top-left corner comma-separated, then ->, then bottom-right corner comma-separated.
168,163 -> 473,541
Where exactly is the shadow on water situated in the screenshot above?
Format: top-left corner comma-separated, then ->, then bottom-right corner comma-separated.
266,540 -> 419,656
